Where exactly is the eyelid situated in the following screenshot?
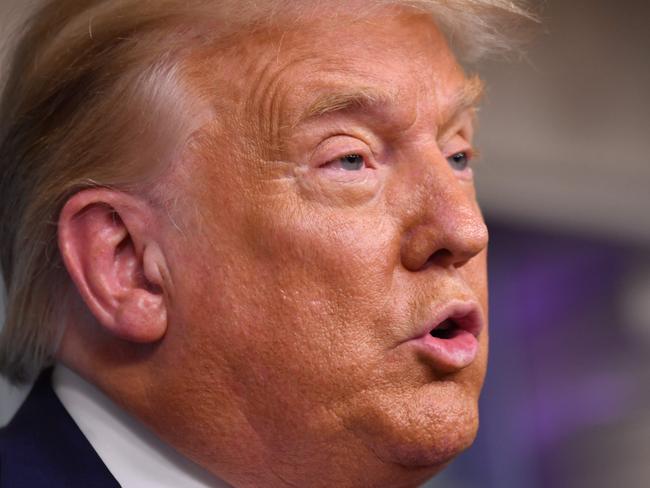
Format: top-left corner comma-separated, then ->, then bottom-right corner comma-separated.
310,134 -> 377,168
437,112 -> 475,147
451,147 -> 477,160
322,150 -> 376,173
440,128 -> 475,157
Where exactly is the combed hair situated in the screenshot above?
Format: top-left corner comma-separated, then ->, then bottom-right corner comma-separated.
0,0 -> 537,384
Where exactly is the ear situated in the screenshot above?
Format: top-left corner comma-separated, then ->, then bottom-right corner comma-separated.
58,189 -> 168,343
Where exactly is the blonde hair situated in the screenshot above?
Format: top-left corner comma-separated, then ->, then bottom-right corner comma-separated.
0,0 -> 537,384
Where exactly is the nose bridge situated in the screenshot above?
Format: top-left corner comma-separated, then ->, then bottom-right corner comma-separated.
398,154 -> 488,271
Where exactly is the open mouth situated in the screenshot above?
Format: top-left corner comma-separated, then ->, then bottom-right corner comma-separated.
429,319 -> 460,340
406,303 -> 484,373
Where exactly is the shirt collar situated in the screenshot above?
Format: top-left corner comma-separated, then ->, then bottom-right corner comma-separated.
52,364 -> 230,488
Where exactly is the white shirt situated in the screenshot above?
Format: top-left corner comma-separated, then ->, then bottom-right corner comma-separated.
52,365 -> 231,488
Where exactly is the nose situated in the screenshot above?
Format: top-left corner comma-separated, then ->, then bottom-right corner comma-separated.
399,159 -> 489,272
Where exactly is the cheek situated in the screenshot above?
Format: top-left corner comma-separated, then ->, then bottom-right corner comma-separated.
163,202 -> 407,449
169,186 -> 404,400
240,200 -> 400,361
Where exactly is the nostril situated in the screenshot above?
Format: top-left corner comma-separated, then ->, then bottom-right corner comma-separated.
426,248 -> 453,268
400,217 -> 486,271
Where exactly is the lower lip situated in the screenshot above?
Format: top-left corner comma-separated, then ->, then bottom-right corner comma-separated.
409,329 -> 479,372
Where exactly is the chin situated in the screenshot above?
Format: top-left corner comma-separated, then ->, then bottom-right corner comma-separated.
388,412 -> 479,469
344,379 -> 481,471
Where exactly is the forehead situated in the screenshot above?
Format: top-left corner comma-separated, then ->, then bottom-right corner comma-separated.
189,7 -> 469,140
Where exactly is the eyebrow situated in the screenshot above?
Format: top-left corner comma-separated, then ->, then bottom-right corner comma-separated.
438,75 -> 485,136
297,86 -> 397,125
295,75 -> 485,132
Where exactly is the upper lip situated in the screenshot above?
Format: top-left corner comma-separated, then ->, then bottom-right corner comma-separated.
406,300 -> 484,342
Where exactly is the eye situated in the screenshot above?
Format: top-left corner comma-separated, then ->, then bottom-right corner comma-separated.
328,153 -> 366,171
447,151 -> 470,171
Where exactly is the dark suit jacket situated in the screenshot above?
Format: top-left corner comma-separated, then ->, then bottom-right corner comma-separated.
0,369 -> 120,487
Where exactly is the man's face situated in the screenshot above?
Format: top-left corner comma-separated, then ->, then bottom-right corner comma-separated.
146,8 -> 488,486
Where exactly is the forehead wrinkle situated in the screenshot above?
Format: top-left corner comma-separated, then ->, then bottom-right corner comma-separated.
244,53 -> 314,157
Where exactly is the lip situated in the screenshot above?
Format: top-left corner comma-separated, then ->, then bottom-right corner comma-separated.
404,301 -> 485,373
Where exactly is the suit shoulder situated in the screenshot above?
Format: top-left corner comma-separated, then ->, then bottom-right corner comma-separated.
0,369 -> 120,488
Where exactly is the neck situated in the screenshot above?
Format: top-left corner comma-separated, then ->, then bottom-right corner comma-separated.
52,364 -> 229,488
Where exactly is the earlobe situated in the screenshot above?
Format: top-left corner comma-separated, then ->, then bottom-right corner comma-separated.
114,289 -> 167,343
58,189 -> 168,344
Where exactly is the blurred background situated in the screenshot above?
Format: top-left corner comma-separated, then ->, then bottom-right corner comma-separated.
1,1 -> 649,487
